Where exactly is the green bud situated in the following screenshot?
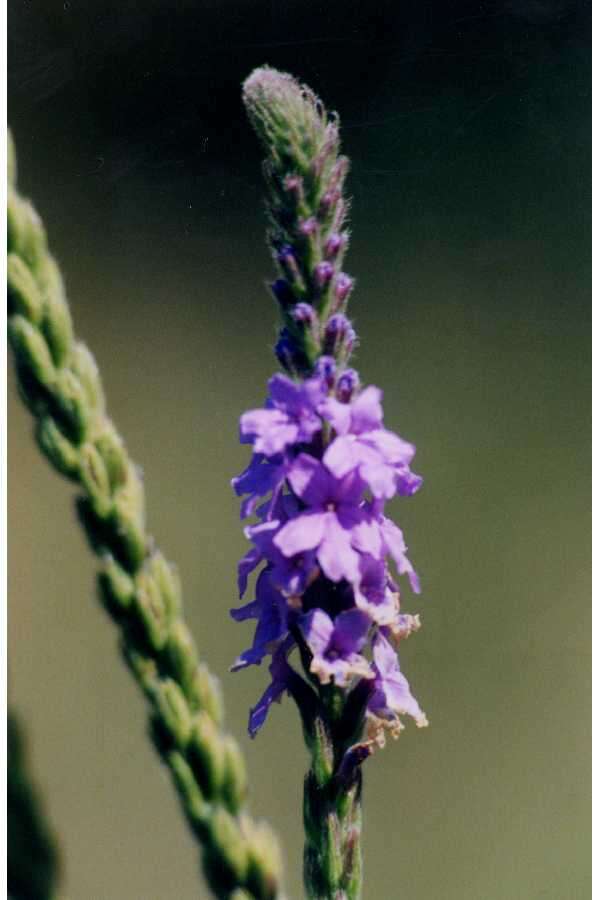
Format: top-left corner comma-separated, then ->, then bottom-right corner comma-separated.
79,443 -> 113,517
167,750 -> 210,832
189,711 -> 225,800
94,424 -> 128,491
7,253 -> 44,324
154,679 -> 192,749
244,818 -> 284,900
99,554 -> 135,610
165,620 -> 200,697
134,566 -> 169,651
70,342 -> 104,416
54,368 -> 90,443
7,191 -> 47,268
189,663 -> 224,726
36,416 -> 80,480
35,256 -> 73,367
123,645 -> 158,695
8,315 -> 56,389
222,735 -> 248,813
208,808 -> 249,886
148,551 -> 181,620
111,463 -> 146,571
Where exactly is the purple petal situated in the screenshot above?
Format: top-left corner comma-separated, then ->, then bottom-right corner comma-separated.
351,515 -> 383,558
300,608 -> 334,656
287,454 -> 333,506
317,512 -> 360,582
350,386 -> 383,434
237,546 -> 263,597
359,461 -> 397,499
331,609 -> 371,656
365,429 -> 415,464
323,434 -> 359,479
268,373 -> 302,410
248,677 -> 286,737
274,511 -> 326,557
320,396 -> 352,435
230,598 -> 260,622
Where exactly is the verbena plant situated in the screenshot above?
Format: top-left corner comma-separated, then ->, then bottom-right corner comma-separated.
7,67 -> 426,900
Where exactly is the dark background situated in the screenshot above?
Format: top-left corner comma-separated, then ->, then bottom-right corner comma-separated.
8,2 -> 591,898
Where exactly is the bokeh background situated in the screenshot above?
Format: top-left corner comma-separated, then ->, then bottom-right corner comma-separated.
8,2 -> 590,898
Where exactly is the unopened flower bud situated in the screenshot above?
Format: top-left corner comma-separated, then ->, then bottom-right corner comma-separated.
336,368 -> 360,402
284,174 -> 303,198
334,272 -> 354,306
291,302 -> 317,328
319,188 -> 341,218
299,216 -> 317,236
324,314 -> 356,357
270,278 -> 296,308
274,328 -> 307,374
314,355 -> 336,389
314,261 -> 334,288
276,245 -> 304,291
324,232 -> 347,259
274,330 -> 295,373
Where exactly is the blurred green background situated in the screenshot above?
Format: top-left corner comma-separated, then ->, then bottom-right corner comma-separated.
8,2 -> 590,898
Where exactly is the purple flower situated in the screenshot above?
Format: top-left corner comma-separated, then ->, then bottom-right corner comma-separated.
248,639 -> 294,737
379,513 -> 421,594
273,453 -> 369,583
300,608 -> 373,685
367,632 -> 427,743
353,555 -> 399,625
321,386 -> 422,500
232,452 -> 286,519
230,569 -> 290,671
240,373 -> 325,457
245,518 -> 319,597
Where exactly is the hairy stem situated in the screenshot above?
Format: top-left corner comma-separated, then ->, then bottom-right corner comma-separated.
6,132 -> 283,900
303,710 -> 362,900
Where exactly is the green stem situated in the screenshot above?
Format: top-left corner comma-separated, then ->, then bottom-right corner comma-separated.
7,132 -> 283,900
302,707 -> 363,900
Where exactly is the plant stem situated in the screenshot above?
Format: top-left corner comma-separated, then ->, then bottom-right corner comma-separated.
303,708 -> 363,900
7,131 -> 284,900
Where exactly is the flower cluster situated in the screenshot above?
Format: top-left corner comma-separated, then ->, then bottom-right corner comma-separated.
232,365 -> 427,744
232,66 -> 427,755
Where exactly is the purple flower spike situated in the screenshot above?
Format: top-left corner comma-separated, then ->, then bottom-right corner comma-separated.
301,609 -> 373,685
237,68 -> 426,762
273,453 -> 367,583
